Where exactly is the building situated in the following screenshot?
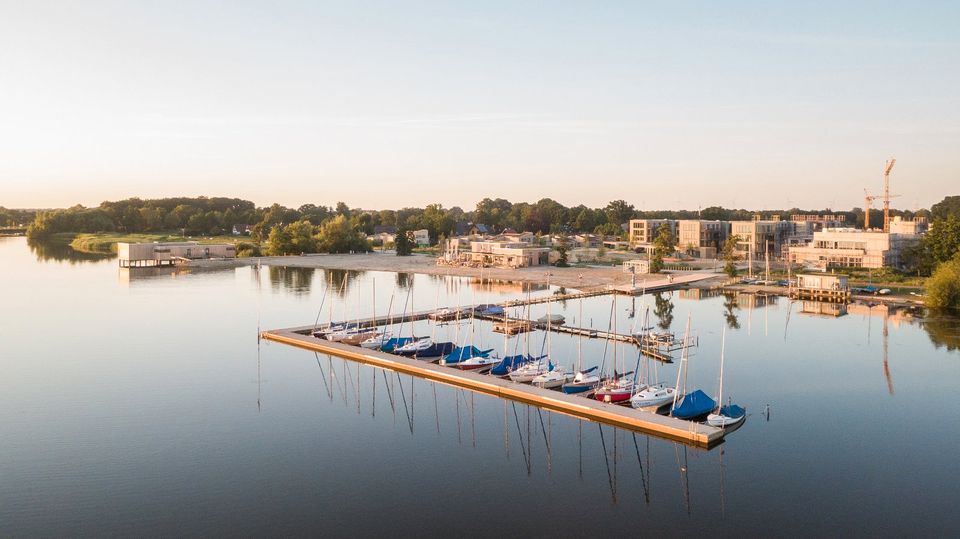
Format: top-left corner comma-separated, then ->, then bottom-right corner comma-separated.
459,240 -> 551,268
117,241 -> 236,268
888,215 -> 928,235
498,229 -> 537,244
629,219 -> 677,252
787,228 -> 920,269
677,220 -> 730,258
413,229 -> 430,246
623,259 -> 650,274
790,273 -> 850,302
729,218 -> 794,260
790,214 -> 848,231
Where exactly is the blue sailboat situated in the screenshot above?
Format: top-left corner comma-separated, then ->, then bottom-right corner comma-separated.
441,345 -> 494,365
378,337 -> 414,353
670,389 -> 717,419
489,354 -> 544,377
668,313 -> 715,420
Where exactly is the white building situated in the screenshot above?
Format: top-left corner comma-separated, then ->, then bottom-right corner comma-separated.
117,241 -> 236,267
788,228 -> 920,269
413,229 -> 430,246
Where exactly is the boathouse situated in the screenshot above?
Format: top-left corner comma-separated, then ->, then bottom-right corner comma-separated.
790,273 -> 850,302
117,241 -> 236,267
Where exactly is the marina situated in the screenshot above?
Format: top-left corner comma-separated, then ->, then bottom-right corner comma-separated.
261,323 -> 724,447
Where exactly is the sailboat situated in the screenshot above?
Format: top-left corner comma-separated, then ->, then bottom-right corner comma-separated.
532,283 -> 573,388
706,327 -> 746,427
561,293 -> 599,393
669,314 -> 717,420
595,294 -> 635,403
509,286 -> 555,383
631,307 -> 678,410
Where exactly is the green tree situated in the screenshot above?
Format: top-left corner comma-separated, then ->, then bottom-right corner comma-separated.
554,235 -> 570,267
722,234 -> 740,277
651,223 -> 676,273
265,225 -> 293,255
926,254 -> 960,309
395,225 -> 413,256
316,215 -> 369,253
931,196 -> 960,220
605,199 -> 635,228
286,219 -> 318,254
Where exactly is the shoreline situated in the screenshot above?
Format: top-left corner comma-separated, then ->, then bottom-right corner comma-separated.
189,252 -> 728,291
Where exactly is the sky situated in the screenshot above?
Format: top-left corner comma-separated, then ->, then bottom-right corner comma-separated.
1,0 -> 958,212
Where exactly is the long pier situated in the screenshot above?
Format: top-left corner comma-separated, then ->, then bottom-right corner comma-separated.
260,325 -> 723,447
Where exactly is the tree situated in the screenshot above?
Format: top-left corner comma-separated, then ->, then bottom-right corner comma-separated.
926,254 -> 960,309
913,215 -> 960,275
395,225 -> 413,256
722,234 -> 740,277
286,219 -> 318,254
265,225 -> 293,255
554,235 -> 570,267
605,199 -> 635,228
316,215 -> 369,253
650,223 -> 676,273
931,196 -> 960,220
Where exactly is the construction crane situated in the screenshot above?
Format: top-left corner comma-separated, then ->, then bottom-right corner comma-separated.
883,158 -> 897,233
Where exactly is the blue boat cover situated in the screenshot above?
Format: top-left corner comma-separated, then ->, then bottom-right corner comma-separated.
442,346 -> 492,363
379,337 -> 413,353
718,404 -> 746,419
414,342 -> 456,358
671,390 -> 717,419
480,306 -> 505,316
490,354 -> 545,376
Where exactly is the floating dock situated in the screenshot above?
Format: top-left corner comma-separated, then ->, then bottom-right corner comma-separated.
260,324 -> 724,448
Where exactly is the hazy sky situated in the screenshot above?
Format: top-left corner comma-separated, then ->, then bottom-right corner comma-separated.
1,1 -> 958,211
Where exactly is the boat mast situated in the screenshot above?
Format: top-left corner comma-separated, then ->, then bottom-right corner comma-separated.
717,325 -> 726,412
672,313 -> 692,410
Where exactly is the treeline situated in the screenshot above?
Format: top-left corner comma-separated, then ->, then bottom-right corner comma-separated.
21,194 -> 952,251
0,207 -> 35,227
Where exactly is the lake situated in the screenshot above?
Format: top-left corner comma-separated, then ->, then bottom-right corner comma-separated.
2,236 -> 958,537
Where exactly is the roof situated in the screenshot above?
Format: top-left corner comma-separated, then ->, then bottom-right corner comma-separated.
373,225 -> 398,234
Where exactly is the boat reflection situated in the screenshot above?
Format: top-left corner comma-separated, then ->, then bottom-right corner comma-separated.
288,353 -> 734,513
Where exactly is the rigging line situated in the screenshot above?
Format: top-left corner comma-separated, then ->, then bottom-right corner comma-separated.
314,352 -> 332,400
396,371 -> 414,434
599,424 -> 617,504
633,433 -> 650,504
511,401 -> 530,474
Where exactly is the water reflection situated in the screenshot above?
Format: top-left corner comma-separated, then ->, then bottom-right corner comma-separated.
922,311 -> 960,352
268,266 -> 316,295
27,238 -> 114,264
722,293 -> 740,329
654,292 -> 674,330
301,353 -> 720,511
395,272 -> 414,290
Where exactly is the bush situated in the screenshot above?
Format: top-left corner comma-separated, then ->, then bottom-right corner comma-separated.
926,255 -> 960,309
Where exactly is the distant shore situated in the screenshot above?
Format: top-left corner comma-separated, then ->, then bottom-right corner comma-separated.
189,252 -> 727,290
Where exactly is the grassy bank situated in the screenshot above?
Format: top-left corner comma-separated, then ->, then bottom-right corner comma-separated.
66,232 -> 250,254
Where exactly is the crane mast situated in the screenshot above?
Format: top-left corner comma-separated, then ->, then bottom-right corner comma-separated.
883,158 -> 896,233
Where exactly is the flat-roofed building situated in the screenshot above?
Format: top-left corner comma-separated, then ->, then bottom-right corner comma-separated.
730,218 -> 794,260
787,228 -> 920,269
677,220 -> 730,258
466,240 -> 551,268
629,219 -> 677,252
117,241 -> 236,267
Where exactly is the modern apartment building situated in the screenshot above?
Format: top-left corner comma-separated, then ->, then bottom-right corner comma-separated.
677,220 -> 730,258
729,218 -> 794,260
628,219 -> 677,251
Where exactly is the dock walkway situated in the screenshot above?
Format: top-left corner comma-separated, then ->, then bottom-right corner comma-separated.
261,325 -> 723,447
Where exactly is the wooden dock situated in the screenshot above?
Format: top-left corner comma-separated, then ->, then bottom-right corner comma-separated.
260,325 -> 723,447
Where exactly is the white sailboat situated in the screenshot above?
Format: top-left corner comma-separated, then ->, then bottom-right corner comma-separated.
706,326 -> 746,427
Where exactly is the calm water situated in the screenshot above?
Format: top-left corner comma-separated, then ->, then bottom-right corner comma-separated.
2,236 -> 959,537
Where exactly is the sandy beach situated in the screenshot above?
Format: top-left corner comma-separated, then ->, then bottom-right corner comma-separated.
190,252 -> 725,291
